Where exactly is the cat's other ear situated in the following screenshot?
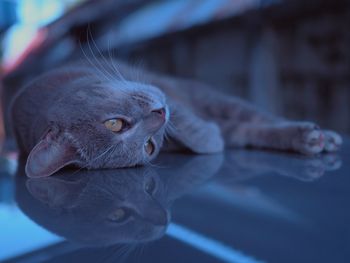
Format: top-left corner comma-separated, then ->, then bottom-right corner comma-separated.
25,130 -> 81,178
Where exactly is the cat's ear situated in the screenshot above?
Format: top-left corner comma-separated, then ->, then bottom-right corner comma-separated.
25,130 -> 81,178
26,177 -> 82,208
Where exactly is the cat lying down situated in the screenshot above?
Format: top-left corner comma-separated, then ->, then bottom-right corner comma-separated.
9,59 -> 342,178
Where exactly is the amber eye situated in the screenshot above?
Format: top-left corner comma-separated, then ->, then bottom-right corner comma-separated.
104,118 -> 125,132
145,177 -> 156,195
144,139 -> 155,155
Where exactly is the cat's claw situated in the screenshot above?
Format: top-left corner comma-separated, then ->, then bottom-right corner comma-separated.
294,124 -> 325,155
292,123 -> 342,155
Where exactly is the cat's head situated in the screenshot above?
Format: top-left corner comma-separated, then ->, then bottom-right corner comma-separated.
25,76 -> 169,178
18,167 -> 169,246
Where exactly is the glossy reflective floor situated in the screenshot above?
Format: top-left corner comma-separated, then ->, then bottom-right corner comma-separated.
0,141 -> 349,263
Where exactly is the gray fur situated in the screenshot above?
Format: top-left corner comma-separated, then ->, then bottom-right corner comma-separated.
9,59 -> 342,177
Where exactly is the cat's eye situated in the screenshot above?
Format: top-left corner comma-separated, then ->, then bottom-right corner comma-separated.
144,139 -> 155,155
145,177 -> 156,195
104,118 -> 127,132
107,208 -> 130,223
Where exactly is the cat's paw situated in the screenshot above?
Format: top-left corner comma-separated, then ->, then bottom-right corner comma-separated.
292,123 -> 342,155
323,130 -> 342,152
292,123 -> 325,155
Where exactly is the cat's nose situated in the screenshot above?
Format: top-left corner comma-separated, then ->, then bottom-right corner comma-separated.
144,207 -> 169,226
151,107 -> 166,120
146,107 -> 167,133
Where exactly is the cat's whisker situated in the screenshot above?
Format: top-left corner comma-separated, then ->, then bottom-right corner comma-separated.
130,59 -> 148,85
120,142 -> 132,162
82,41 -> 110,82
86,27 -> 116,82
88,26 -> 127,85
82,33 -> 147,99
133,243 -> 147,261
81,37 -> 133,99
79,40 -> 109,84
144,158 -> 163,169
87,175 -> 118,198
89,145 -> 113,166
166,119 -> 177,130
101,244 -> 131,263
110,244 -> 136,262
70,143 -> 117,175
164,120 -> 178,142
106,39 -> 128,83
164,132 -> 172,143
90,184 -> 114,200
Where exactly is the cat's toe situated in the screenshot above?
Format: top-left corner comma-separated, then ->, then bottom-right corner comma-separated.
293,123 -> 325,155
323,130 -> 342,152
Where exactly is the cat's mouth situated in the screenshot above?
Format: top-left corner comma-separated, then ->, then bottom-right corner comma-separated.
144,138 -> 155,156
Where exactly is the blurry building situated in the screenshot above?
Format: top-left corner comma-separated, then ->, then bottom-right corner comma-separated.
1,0 -> 349,138
118,0 -> 350,133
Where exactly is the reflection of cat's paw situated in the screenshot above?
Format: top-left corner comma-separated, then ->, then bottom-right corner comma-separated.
293,123 -> 324,155
323,130 -> 342,152
302,159 -> 325,181
283,154 -> 341,182
322,153 -> 342,171
301,154 -> 342,181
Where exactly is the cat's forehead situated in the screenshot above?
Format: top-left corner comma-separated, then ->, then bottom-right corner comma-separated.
74,79 -> 165,104
104,80 -> 166,102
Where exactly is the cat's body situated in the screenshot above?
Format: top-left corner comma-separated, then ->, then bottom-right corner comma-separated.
9,59 -> 342,178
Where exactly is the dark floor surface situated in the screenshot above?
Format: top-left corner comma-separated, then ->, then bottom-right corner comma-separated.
0,140 -> 349,263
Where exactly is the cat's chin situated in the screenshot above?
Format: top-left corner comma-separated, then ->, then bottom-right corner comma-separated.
129,226 -> 168,243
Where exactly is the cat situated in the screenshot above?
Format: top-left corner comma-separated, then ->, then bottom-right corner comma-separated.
8,58 -> 342,178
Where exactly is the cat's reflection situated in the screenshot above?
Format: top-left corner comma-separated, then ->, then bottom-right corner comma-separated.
15,153 -> 224,246
15,150 -> 341,247
221,150 -> 342,182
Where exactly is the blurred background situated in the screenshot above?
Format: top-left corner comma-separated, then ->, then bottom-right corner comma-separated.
0,0 -> 349,146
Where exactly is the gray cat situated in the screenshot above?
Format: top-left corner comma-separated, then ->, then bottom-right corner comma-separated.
9,59 -> 342,178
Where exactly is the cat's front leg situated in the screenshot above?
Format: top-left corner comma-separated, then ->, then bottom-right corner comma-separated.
224,121 -> 342,155
223,149 -> 341,182
164,101 -> 224,154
